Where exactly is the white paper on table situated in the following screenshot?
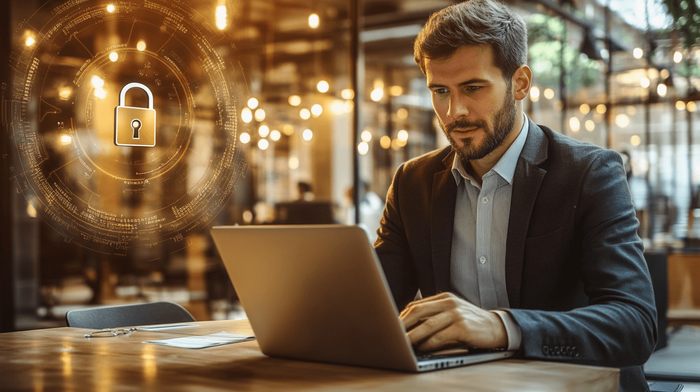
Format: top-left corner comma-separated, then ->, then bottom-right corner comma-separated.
145,332 -> 255,349
139,324 -> 199,331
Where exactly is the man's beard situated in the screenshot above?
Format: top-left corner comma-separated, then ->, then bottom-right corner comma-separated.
441,88 -> 517,162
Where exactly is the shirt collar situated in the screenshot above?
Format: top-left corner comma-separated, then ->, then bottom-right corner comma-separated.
451,113 -> 530,186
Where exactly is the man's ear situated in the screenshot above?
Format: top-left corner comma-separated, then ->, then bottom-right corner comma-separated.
512,65 -> 532,101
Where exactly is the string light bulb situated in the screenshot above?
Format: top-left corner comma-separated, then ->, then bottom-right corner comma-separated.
216,1 -> 227,30
633,47 -> 643,59
309,14 -> 320,29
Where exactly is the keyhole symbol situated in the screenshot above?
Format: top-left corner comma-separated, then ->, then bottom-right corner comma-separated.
131,119 -> 142,139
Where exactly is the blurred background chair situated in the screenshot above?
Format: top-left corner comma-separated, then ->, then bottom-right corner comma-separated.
65,301 -> 195,329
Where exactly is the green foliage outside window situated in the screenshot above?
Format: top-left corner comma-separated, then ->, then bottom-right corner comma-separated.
527,14 -> 602,92
661,0 -> 700,48
661,0 -> 700,78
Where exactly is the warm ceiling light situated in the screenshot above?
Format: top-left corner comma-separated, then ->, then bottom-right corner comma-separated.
91,75 -> 105,88
397,108 -> 408,119
341,89 -> 354,99
258,125 -> 270,137
688,102 -> 697,112
585,120 -> 595,132
380,135 -> 391,149
389,86 -> 403,96
660,69 -> 670,79
283,124 -> 294,135
370,88 -> 384,102
580,103 -> 590,114
109,52 -> 118,62
240,132 -> 251,144
343,100 -> 354,113
311,104 -> 323,117
258,139 -> 269,150
530,86 -> 540,101
676,101 -> 687,111
630,135 -> 641,146
254,108 -> 266,122
300,108 -> 311,120
674,51 -> 683,63
216,4 -> 227,30
615,114 -> 630,128
640,77 -> 650,88
289,95 -> 301,106
569,117 -> 581,132
60,134 -> 72,145
633,47 -> 643,59
137,41 -> 146,51
289,157 -> 299,170
397,130 -> 409,142
309,13 -> 320,29
657,83 -> 667,97
361,130 -> 372,142
94,88 -> 107,99
596,104 -> 607,114
358,142 -> 369,155
248,98 -> 259,109
543,88 -> 555,100
25,36 -> 35,47
107,4 -> 115,12
241,108 -> 253,123
302,129 -> 313,141
317,80 -> 329,93
270,130 -> 281,141
58,88 -> 72,100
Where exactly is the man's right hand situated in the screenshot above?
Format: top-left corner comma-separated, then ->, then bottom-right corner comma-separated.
400,292 -> 508,352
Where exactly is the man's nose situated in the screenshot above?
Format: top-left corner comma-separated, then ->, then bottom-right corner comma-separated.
447,96 -> 469,120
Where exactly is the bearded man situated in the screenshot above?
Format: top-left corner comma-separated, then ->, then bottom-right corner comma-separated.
374,1 -> 657,391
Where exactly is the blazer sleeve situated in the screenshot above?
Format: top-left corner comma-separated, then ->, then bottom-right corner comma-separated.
506,149 -> 658,368
374,163 -> 420,310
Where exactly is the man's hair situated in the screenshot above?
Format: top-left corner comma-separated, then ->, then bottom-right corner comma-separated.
414,0 -> 528,81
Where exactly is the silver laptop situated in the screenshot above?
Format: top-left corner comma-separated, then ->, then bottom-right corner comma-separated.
210,224 -> 515,372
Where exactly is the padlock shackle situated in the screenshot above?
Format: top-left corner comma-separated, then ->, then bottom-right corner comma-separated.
119,82 -> 154,109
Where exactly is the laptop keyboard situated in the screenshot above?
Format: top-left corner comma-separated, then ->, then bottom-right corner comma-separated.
416,347 -> 502,361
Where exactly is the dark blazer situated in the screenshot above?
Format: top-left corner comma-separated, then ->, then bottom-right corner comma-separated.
375,119 -> 657,392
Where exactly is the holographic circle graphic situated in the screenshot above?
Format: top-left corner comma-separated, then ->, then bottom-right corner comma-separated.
5,0 -> 246,256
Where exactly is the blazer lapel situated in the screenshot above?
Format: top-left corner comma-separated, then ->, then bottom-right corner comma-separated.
432,151 -> 458,294
506,119 -> 549,308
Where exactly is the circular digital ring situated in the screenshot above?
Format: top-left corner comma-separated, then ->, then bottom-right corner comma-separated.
6,0 -> 245,256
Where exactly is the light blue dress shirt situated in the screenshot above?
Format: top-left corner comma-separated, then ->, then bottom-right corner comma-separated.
449,114 -> 529,349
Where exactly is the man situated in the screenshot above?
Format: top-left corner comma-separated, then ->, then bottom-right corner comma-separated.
374,1 -> 657,391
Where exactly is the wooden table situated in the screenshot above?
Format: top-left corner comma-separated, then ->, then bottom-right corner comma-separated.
0,320 -> 618,391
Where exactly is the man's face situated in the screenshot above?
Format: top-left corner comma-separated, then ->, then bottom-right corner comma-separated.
425,45 -> 517,162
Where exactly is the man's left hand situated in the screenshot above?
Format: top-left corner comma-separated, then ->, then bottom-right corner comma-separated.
399,292 -> 508,352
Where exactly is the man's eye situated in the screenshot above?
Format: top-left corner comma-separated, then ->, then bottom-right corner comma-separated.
465,86 -> 482,92
432,88 -> 448,95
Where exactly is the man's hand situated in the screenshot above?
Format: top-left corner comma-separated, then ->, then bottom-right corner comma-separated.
399,292 -> 508,352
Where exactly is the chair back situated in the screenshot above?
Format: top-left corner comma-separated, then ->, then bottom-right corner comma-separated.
65,301 -> 195,329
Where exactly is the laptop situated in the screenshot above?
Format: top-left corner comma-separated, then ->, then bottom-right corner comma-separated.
210,224 -> 515,372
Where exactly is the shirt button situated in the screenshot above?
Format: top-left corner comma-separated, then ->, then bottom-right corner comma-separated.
479,256 -> 486,264
482,197 -> 489,203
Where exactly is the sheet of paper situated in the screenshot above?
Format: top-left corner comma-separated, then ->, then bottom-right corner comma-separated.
139,324 -> 199,331
145,332 -> 255,349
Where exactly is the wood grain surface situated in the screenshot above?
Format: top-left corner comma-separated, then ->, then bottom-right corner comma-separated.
0,320 -> 618,391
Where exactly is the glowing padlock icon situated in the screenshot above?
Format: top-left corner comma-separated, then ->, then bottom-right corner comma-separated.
114,82 -> 156,147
